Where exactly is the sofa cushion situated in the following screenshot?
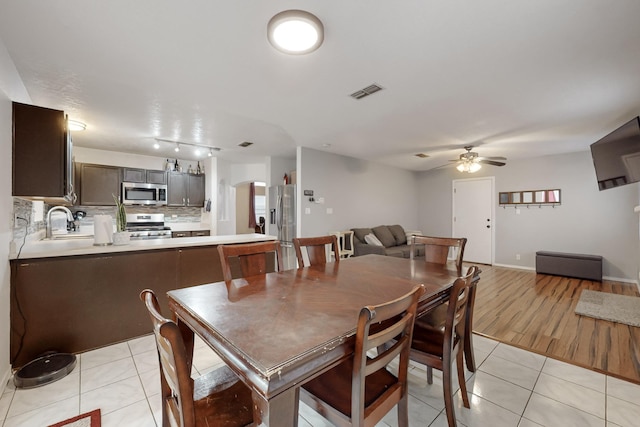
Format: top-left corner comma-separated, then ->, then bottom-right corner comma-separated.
352,228 -> 373,244
364,233 -> 384,246
384,246 -> 406,258
372,225 -> 396,248
388,224 -> 407,245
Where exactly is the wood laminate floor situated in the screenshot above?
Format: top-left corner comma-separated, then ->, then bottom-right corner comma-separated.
471,264 -> 640,385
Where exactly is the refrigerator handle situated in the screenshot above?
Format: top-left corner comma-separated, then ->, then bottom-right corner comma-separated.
277,195 -> 283,231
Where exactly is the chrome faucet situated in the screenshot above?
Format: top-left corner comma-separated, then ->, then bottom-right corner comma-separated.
46,206 -> 74,238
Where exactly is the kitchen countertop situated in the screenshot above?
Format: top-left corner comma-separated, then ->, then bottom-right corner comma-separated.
10,233 -> 276,260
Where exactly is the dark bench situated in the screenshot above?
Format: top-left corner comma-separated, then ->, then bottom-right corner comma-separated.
535,251 -> 603,281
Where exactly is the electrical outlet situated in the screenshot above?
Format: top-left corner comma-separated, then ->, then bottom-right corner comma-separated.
516,254 -> 521,260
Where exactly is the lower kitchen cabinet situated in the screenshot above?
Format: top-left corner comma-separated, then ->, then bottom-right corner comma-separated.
10,245 -> 226,368
172,230 -> 210,238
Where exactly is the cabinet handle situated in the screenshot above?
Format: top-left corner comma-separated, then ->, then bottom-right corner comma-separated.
187,198 -> 190,205
182,198 -> 185,205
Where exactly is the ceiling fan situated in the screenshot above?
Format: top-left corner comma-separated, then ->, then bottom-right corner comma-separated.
450,146 -> 507,173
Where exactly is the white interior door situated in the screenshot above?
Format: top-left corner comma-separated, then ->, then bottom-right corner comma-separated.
452,177 -> 494,264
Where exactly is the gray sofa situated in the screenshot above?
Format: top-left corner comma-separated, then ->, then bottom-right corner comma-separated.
351,225 -> 424,258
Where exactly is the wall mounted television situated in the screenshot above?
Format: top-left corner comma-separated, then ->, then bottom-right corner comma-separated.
590,116 -> 640,191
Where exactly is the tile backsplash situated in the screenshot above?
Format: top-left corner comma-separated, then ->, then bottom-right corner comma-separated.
12,198 -> 203,241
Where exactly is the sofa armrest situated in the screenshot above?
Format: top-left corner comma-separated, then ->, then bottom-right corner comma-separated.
405,230 -> 422,242
354,242 -> 386,256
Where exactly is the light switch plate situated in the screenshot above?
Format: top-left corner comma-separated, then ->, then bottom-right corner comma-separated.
305,207 -> 311,215
326,208 -> 333,214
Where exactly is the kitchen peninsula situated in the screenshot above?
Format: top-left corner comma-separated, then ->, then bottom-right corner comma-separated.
10,234 -> 276,368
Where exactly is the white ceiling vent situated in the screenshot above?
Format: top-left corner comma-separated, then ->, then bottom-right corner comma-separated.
350,84 -> 383,100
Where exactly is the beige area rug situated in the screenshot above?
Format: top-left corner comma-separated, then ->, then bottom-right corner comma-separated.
48,409 -> 101,427
575,290 -> 640,327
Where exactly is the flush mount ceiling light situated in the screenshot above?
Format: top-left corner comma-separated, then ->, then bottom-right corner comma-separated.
174,143 -> 180,152
268,10 -> 324,54
68,120 -> 86,131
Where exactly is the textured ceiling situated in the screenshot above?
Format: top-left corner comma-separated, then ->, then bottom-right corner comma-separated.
1,0 -> 639,171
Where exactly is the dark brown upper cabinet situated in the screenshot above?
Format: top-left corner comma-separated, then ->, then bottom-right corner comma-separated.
123,167 -> 167,185
168,172 -> 205,207
12,102 -> 75,204
78,163 -> 121,206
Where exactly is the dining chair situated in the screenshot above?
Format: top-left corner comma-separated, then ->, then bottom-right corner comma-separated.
139,289 -> 253,427
217,240 -> 284,281
410,235 -> 478,372
300,284 -> 425,427
292,235 -> 339,267
409,265 -> 479,427
410,235 -> 467,274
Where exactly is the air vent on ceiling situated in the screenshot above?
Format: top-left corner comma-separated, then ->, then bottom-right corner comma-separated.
414,153 -> 429,158
350,83 -> 384,100
238,141 -> 253,148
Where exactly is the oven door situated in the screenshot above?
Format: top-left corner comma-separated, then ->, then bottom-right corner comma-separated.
122,182 -> 162,205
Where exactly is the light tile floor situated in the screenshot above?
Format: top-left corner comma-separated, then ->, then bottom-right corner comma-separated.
1,334 -> 639,426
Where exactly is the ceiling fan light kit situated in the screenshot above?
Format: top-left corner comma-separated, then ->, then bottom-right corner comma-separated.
452,145 -> 506,172
457,161 -> 482,173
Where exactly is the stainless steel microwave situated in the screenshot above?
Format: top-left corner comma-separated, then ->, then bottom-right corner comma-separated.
122,182 -> 167,206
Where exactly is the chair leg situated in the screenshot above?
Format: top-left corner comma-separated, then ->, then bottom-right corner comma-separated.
457,350 -> 470,409
426,366 -> 433,384
442,361 -> 456,427
397,393 -> 409,427
464,332 -> 476,372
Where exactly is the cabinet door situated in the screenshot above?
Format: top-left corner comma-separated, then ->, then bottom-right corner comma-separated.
172,231 -> 192,238
146,169 -> 167,184
122,168 -> 145,183
80,164 -> 121,205
167,172 -> 187,206
10,250 -> 177,368
187,174 -> 205,207
12,102 -> 69,198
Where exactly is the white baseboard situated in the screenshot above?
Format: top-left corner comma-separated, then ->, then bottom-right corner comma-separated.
0,365 -> 11,394
492,263 -> 536,271
492,263 -> 638,286
603,276 -> 639,285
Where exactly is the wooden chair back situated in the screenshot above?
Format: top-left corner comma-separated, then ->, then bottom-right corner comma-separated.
411,235 -> 467,273
301,284 -> 424,427
445,265 -> 477,352
293,235 -> 339,267
140,289 -> 196,427
351,285 -> 423,425
217,240 -> 283,281
409,265 -> 479,427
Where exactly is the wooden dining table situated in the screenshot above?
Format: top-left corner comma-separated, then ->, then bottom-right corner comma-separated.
167,254 -> 464,427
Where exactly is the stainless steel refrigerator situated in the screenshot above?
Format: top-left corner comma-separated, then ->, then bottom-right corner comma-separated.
269,184 -> 296,270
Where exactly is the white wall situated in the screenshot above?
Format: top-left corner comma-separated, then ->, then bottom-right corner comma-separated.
298,147 -> 420,237
1,36 -> 30,389
0,85 -> 13,390
417,151 -> 639,281
74,146 -> 177,171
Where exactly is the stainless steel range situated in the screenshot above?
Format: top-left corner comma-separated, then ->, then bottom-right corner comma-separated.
125,213 -> 172,240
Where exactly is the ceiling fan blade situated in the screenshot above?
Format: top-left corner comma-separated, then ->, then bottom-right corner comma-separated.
479,159 -> 506,166
477,156 -> 507,161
